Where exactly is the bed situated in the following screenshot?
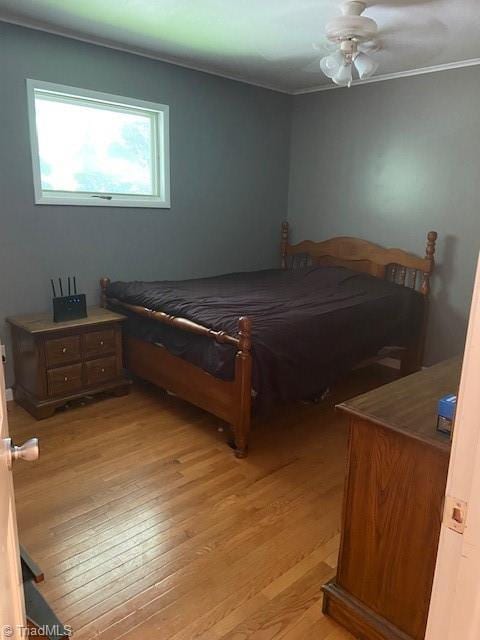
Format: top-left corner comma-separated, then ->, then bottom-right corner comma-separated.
100,222 -> 437,457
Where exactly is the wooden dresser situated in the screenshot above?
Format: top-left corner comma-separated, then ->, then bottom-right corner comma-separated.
7,307 -> 130,419
323,358 -> 461,640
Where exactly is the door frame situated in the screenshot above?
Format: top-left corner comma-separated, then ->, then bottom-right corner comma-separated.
426,254 -> 480,639
0,348 -> 26,638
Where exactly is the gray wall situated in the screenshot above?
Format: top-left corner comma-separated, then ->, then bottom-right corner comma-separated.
1,20 -> 476,385
0,22 -> 291,385
288,67 -> 480,363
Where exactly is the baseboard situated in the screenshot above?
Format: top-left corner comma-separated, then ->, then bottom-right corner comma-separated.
322,581 -> 413,640
6,388 -> 13,402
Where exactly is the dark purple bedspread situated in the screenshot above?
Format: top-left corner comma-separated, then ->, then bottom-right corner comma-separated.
106,267 -> 423,409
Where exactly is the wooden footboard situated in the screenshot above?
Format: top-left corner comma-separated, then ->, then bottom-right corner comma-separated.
100,278 -> 252,458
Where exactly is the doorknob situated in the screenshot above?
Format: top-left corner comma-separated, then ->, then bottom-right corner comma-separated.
2,438 -> 39,469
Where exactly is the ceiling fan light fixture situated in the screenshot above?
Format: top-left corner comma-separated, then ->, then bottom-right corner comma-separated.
319,1 -> 379,87
353,51 -> 379,79
320,50 -> 345,78
332,63 -> 353,88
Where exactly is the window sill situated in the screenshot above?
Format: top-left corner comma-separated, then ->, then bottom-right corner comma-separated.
34,195 -> 171,209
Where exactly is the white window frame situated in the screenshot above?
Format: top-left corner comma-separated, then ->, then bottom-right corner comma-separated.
26,79 -> 170,209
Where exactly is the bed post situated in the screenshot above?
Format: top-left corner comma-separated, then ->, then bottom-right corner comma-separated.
100,277 -> 110,308
401,230 -> 438,375
233,316 -> 252,458
420,231 -> 438,295
281,221 -> 289,269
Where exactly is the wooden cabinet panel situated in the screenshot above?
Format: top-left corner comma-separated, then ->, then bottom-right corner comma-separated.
84,356 -> 117,386
323,359 -> 460,640
338,420 -> 448,638
83,329 -> 115,359
47,364 -> 83,397
45,335 -> 81,367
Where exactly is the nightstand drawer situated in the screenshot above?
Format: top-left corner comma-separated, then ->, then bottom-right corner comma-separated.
47,363 -> 83,397
45,335 -> 81,367
85,356 -> 117,386
84,329 -> 116,358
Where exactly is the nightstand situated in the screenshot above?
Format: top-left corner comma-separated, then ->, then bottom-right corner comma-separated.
7,306 -> 131,419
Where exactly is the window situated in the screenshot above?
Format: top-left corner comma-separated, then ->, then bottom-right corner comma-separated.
27,80 -> 170,208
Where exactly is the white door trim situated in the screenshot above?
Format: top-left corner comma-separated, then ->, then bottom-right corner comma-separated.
426,253 -> 480,639
0,350 -> 26,638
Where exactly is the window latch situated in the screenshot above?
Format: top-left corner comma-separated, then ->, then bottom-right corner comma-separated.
91,195 -> 112,200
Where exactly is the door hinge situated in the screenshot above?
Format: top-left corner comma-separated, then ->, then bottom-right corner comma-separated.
444,495 -> 468,534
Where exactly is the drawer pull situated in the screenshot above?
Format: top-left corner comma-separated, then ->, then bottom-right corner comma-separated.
84,331 -> 114,357
47,363 -> 82,397
46,336 -> 80,367
85,356 -> 116,386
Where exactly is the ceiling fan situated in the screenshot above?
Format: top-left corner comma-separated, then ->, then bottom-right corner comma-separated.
320,0 -> 379,87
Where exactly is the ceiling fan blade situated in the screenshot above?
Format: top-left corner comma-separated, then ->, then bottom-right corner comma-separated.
303,59 -> 322,73
358,19 -> 447,66
312,39 -> 338,54
376,18 -> 447,43
257,49 -> 308,61
359,39 -> 381,53
256,38 -> 335,62
369,0 -> 440,7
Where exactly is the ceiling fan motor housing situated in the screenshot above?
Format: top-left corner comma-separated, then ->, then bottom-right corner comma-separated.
326,1 -> 378,43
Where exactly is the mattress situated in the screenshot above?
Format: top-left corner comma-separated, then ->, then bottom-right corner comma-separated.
106,266 -> 424,408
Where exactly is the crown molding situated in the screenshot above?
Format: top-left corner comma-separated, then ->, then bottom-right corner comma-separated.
1,14 -> 479,97
293,57 -> 480,94
0,15 -> 289,95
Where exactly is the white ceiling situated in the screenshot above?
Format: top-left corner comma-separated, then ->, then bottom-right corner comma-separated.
0,0 -> 479,93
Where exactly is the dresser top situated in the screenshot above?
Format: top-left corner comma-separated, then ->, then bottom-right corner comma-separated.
338,358 -> 462,452
7,306 -> 126,334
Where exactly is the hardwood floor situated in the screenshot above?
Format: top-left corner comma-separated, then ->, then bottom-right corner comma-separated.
9,365 -> 397,640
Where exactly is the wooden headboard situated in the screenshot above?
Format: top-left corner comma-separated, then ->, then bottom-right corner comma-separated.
280,222 -> 437,296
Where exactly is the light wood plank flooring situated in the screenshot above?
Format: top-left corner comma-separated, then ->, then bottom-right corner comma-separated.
9,365 -> 396,639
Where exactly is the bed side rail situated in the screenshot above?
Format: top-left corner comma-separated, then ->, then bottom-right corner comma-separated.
99,277 -> 249,349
